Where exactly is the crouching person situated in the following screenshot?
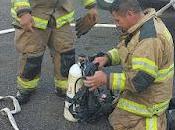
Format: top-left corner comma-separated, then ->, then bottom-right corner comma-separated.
84,0 -> 174,129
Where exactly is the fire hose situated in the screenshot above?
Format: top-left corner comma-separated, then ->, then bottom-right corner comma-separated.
156,0 -> 175,16
0,96 -> 21,130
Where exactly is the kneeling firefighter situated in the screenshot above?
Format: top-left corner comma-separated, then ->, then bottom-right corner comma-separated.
97,0 -> 175,130
11,0 -> 98,104
82,0 -> 173,130
64,53 -> 115,123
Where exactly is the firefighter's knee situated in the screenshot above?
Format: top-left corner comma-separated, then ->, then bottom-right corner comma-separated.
60,49 -> 75,77
21,55 -> 43,80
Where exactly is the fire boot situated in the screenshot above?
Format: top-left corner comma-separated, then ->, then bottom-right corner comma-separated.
55,79 -> 68,98
15,90 -> 33,105
55,88 -> 66,98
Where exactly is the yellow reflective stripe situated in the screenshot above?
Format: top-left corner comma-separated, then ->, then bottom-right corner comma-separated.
55,78 -> 68,90
14,1 -> 30,11
150,100 -> 170,114
83,0 -> 96,7
56,11 -> 75,29
112,73 -> 126,92
146,116 -> 157,130
11,9 -> 48,29
132,57 -> 158,77
17,76 -> 39,89
32,16 -> 48,30
11,8 -> 19,20
163,27 -> 173,42
108,49 -> 121,65
155,64 -> 174,82
117,98 -> 151,117
117,98 -> 169,117
12,11 -> 74,29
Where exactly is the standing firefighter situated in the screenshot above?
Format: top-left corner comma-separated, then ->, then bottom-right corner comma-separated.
84,0 -> 174,129
11,0 -> 98,104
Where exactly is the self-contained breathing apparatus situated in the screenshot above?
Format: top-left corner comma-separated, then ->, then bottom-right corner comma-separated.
64,53 -> 114,123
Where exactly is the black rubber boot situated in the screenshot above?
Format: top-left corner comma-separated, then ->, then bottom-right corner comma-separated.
15,90 -> 32,105
55,88 -> 66,98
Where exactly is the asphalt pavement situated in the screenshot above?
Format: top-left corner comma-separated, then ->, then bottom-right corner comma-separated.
0,1 -> 174,130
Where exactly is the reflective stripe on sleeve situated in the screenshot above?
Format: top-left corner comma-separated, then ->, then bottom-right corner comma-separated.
14,1 -> 30,11
33,16 -> 48,30
11,8 -> 19,20
111,73 -> 126,92
56,11 -> 75,29
83,0 -> 96,7
108,48 -> 121,65
163,27 -> 173,42
132,57 -> 158,77
155,64 -> 174,82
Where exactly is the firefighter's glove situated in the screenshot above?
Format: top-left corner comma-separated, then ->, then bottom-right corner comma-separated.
19,13 -> 34,32
76,9 -> 98,38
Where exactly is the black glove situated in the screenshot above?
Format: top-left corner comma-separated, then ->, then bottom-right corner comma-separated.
76,12 -> 97,38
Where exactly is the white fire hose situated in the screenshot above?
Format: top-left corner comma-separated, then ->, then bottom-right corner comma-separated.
0,96 -> 21,130
156,0 -> 175,16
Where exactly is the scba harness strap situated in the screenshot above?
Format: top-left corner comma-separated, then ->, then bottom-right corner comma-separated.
67,87 -> 114,123
64,52 -> 115,123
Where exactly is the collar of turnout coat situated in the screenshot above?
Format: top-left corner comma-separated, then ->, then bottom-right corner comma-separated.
127,8 -> 156,34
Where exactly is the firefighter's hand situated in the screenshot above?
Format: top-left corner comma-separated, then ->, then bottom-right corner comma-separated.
93,56 -> 109,68
84,71 -> 107,91
75,8 -> 98,38
19,13 -> 34,32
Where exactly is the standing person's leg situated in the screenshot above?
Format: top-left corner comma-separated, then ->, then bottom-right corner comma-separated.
15,28 -> 50,104
49,23 -> 75,97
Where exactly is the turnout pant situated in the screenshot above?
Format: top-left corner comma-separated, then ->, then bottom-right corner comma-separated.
109,108 -> 167,130
14,23 -> 75,92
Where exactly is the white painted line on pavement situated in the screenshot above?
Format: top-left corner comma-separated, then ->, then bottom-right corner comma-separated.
70,23 -> 116,28
0,23 -> 116,35
0,28 -> 15,35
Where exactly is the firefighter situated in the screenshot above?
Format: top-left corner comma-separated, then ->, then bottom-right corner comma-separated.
11,0 -> 98,104
84,0 -> 174,129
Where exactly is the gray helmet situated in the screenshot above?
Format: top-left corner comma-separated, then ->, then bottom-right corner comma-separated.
97,0 -> 120,11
